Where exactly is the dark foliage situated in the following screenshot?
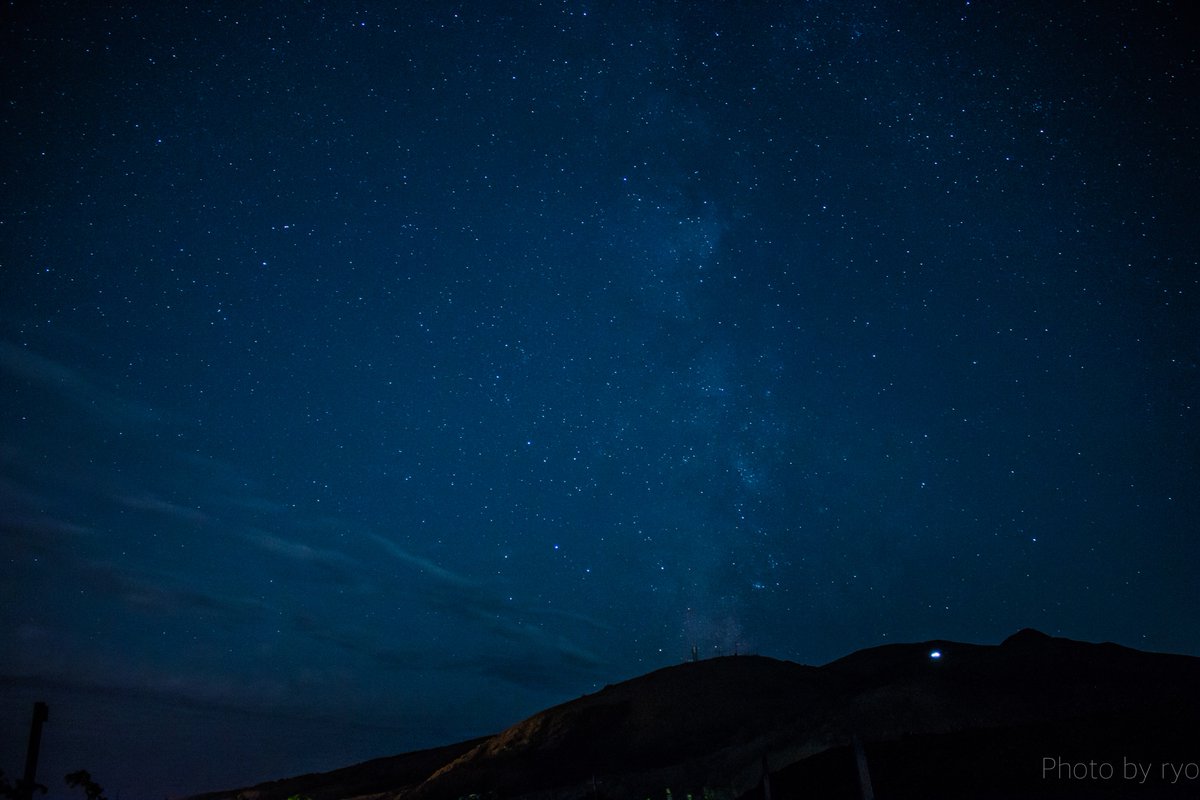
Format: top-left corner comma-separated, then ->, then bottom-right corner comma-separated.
64,771 -> 106,800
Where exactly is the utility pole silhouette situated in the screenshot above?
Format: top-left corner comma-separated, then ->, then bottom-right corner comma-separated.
685,607 -> 698,663
20,702 -> 48,800
852,735 -> 875,800
759,754 -> 772,800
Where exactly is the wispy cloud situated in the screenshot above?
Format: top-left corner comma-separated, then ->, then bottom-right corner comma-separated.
291,613 -> 430,673
114,492 -> 208,524
364,532 -> 607,686
2,511 -> 94,539
2,508 -> 97,563
219,493 -> 296,516
91,564 -> 267,623
0,339 -> 162,426
467,652 -> 600,692
293,608 -> 603,693
239,527 -> 367,588
0,671 -> 412,734
425,591 -> 605,667
366,532 -> 480,590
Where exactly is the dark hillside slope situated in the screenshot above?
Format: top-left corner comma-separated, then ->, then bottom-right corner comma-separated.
190,630 -> 1200,800
185,738 -> 488,800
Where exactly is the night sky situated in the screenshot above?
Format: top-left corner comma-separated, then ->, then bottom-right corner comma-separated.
2,1 -> 1197,797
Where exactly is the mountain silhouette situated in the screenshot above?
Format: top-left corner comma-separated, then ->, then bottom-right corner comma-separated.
189,630 -> 1200,799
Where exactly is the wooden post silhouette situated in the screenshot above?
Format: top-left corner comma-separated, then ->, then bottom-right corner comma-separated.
21,702 -> 49,800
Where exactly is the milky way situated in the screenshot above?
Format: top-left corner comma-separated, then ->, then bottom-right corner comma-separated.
2,2 -> 1197,797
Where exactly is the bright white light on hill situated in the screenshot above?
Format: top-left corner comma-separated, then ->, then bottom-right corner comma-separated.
930,650 -> 942,660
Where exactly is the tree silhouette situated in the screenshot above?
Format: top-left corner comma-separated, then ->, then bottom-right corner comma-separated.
0,769 -> 46,800
64,771 -> 106,800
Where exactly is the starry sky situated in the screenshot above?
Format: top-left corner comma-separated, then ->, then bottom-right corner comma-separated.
2,1 -> 1197,797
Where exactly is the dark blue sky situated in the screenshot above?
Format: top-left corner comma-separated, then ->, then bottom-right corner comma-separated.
2,1 -> 1197,797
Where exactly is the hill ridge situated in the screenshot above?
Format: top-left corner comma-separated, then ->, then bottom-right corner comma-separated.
189,630 -> 1200,800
